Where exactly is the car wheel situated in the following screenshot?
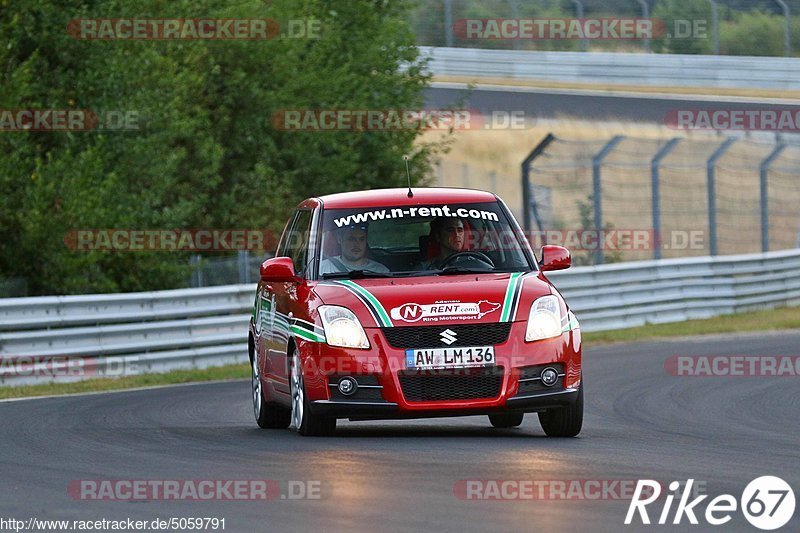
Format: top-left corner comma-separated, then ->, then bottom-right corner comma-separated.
252,352 -> 291,429
290,348 -> 336,436
488,413 -> 524,428
538,385 -> 583,437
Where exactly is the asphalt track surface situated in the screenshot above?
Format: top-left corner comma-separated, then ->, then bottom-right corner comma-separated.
425,85 -> 800,124
1,331 -> 798,532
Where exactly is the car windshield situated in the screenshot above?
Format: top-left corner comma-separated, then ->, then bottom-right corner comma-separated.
317,201 -> 533,278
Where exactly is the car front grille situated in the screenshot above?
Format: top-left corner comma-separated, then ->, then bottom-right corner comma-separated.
398,366 -> 504,402
381,322 -> 512,349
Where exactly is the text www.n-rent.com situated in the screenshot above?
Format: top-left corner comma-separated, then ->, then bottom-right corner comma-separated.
333,206 -> 499,228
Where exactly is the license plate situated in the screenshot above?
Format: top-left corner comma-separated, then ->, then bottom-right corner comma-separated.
405,346 -> 495,370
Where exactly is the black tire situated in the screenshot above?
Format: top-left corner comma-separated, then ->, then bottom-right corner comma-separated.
291,349 -> 336,436
538,385 -> 583,437
489,412 -> 524,428
252,353 -> 291,429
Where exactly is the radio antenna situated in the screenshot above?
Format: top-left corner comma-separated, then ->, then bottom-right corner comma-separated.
403,155 -> 413,198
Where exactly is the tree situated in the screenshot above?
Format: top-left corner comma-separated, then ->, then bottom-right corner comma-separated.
653,0 -> 713,55
0,0 -> 443,295
720,10 -> 790,57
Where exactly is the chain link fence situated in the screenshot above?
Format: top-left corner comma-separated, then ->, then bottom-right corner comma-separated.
410,0 -> 800,56
434,134 -> 800,266
188,251 -> 267,288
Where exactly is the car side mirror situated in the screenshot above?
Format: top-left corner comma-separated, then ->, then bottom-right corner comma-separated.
260,257 -> 299,282
539,245 -> 571,272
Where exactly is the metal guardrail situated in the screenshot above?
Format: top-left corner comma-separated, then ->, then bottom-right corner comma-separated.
548,248 -> 800,331
1,249 -> 799,385
0,285 -> 256,386
0,284 -> 254,331
422,46 -> 800,90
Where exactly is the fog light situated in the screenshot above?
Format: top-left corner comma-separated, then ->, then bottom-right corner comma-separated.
541,367 -> 559,387
338,377 -> 358,396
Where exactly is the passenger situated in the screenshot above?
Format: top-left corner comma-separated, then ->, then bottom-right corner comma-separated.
319,223 -> 390,274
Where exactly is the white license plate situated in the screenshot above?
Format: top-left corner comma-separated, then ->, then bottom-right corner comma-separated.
405,346 -> 495,370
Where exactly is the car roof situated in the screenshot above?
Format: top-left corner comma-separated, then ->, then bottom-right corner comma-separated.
314,188 -> 498,209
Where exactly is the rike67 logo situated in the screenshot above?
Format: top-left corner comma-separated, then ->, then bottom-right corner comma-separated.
626,477 -> 795,530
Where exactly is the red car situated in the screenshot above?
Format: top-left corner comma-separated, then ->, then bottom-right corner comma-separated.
249,188 -> 582,436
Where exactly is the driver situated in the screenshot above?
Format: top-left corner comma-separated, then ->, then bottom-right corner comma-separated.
319,223 -> 390,274
416,216 -> 465,270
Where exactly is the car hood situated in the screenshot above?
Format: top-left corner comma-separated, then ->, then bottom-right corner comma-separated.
313,272 -> 551,328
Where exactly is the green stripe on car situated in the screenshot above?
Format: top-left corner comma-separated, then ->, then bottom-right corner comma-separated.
561,311 -> 580,333
337,279 -> 393,327
500,272 -> 523,322
290,325 -> 326,343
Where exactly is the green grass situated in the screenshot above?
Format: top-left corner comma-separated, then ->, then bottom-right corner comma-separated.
2,306 -> 799,401
583,306 -> 800,345
0,364 -> 250,401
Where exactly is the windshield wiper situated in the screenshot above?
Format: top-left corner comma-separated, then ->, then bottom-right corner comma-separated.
321,270 -> 395,279
436,266 -> 494,276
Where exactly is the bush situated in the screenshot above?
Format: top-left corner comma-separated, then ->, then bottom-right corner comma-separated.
720,10 -> 792,57
653,0 -> 713,55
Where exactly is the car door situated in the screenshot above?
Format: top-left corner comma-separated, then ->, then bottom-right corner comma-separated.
269,208 -> 315,393
257,210 -> 299,394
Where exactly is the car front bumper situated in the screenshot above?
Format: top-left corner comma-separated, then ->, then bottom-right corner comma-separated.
310,387 -> 580,420
299,321 -> 582,420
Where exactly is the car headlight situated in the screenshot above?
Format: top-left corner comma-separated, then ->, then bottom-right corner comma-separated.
319,305 -> 370,349
525,295 -> 563,342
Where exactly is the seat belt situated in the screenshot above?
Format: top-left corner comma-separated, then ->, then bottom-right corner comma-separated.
329,257 -> 350,271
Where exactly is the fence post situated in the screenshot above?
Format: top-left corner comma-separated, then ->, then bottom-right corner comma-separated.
443,0 -> 454,47
572,0 -> 588,51
708,0 -> 720,54
521,133 -> 556,232
190,254 -> 202,288
651,138 -> 682,260
760,144 -> 787,253
636,0 -> 651,52
707,138 -> 736,256
510,0 -> 521,50
593,136 -> 625,265
776,0 -> 791,57
238,250 -> 250,284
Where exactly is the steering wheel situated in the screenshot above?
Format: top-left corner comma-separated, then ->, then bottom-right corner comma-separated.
440,251 -> 495,269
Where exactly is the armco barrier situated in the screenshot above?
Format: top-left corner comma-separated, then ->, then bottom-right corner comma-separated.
547,248 -> 800,331
421,46 -> 800,91
1,249 -> 799,385
0,285 -> 256,386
